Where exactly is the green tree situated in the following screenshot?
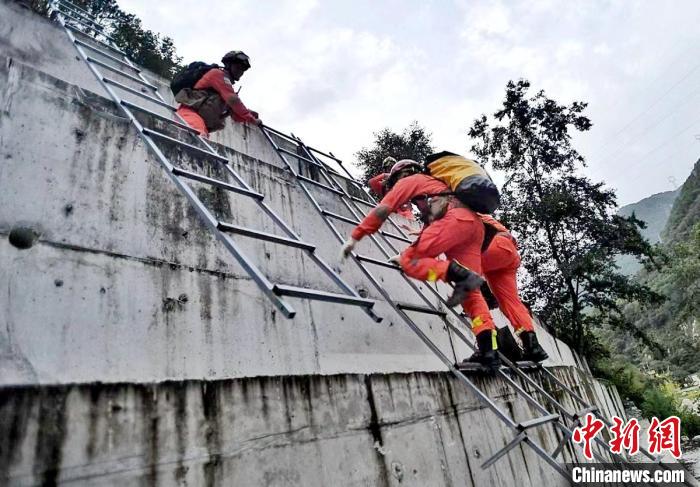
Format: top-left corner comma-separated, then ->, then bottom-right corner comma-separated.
35,0 -> 182,78
468,80 -> 661,355
355,122 -> 434,188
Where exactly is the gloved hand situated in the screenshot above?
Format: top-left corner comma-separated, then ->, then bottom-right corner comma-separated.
340,238 -> 359,259
387,254 -> 401,266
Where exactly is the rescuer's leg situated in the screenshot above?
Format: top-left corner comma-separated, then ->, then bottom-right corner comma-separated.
399,215 -> 484,304
483,237 -> 548,362
458,289 -> 500,370
176,106 -> 209,136
399,212 -> 499,370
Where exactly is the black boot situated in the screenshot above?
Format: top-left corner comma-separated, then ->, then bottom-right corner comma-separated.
445,261 -> 485,307
459,330 -> 501,370
520,331 -> 549,362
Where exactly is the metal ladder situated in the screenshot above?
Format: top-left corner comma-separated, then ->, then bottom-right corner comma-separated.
48,0 -> 380,322
261,128 -> 684,484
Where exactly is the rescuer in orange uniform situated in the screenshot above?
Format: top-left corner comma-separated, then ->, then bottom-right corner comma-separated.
480,214 -> 549,362
367,157 -> 414,219
175,51 -> 261,136
340,160 -> 499,368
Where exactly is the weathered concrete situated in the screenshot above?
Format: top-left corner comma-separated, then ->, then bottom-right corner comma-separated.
0,369 -> 626,486
0,2 -> 642,485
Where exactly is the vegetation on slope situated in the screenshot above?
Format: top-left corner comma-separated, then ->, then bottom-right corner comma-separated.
30,0 -> 182,78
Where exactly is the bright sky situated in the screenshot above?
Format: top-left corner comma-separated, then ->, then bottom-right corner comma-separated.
119,0 -> 700,206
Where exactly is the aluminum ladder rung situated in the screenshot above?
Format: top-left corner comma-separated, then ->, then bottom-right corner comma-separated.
65,24 -> 127,57
395,301 -> 446,317
142,128 -> 229,163
61,12 -> 118,45
297,175 -> 344,195
322,209 -> 360,226
379,230 -> 411,243
173,167 -> 264,200
482,432 -> 527,470
306,145 -> 342,163
217,222 -> 315,251
102,77 -> 174,111
61,10 -> 105,32
74,39 -> 138,71
87,56 -> 157,89
321,210 -> 411,242
517,413 -> 560,431
273,284 -> 375,308
277,147 -> 319,166
120,100 -> 198,134
56,2 -> 103,28
355,254 -> 400,270
572,406 -> 599,421
58,0 -> 92,16
349,195 -> 376,207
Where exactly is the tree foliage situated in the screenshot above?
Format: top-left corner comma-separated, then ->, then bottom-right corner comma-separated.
355,122 -> 434,186
468,80 -> 661,355
33,0 -> 182,78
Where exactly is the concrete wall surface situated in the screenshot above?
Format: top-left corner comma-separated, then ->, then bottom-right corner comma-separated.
0,369 -> 627,487
0,2 -> 645,485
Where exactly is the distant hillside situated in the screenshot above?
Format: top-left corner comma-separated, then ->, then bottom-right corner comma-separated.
663,158 -> 700,243
616,188 -> 680,275
616,157 -> 700,381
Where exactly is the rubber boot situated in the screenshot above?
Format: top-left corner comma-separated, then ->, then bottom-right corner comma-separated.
520,330 -> 549,362
445,261 -> 485,307
460,329 -> 501,371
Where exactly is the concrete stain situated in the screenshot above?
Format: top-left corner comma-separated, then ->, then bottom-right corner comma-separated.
200,382 -> 222,487
364,375 -> 391,487
33,386 -> 69,487
0,388 -> 33,481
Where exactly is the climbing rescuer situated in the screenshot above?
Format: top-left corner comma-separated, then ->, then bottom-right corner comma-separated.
480,215 -> 549,362
172,50 -> 261,136
340,159 -> 499,369
367,157 -> 414,219
367,156 -> 397,196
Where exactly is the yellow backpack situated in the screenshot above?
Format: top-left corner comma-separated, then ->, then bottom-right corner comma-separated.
423,151 -> 500,213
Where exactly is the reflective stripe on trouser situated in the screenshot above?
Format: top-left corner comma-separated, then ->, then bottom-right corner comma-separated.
399,208 -> 495,335
176,106 -> 209,136
482,235 -> 534,333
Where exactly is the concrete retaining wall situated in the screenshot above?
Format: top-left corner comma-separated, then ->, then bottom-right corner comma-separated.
0,369 -> 627,487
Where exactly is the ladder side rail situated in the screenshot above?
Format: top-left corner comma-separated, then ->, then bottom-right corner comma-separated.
257,129 -> 383,321
50,6 -> 300,318
300,147 -> 416,240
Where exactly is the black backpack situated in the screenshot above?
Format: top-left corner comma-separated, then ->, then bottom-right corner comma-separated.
170,62 -> 219,95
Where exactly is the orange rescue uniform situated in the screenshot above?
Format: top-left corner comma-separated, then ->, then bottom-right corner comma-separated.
480,215 -> 534,333
176,68 -> 258,136
399,207 -> 496,336
351,173 -> 496,335
367,172 -> 415,220
352,174 -> 446,241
